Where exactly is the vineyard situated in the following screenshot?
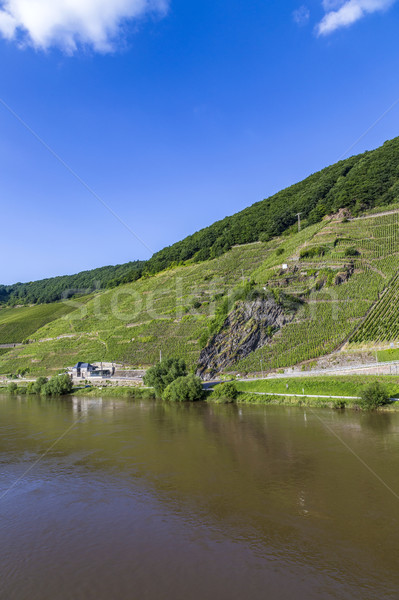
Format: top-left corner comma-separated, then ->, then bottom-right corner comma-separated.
232,210 -> 399,373
349,271 -> 399,344
0,241 -> 278,375
1,209 -> 399,376
0,302 -> 77,345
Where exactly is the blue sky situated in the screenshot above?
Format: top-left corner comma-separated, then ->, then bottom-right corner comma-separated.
1,0 -> 399,284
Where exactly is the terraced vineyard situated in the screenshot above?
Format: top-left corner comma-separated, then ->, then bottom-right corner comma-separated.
233,210 -> 399,373
349,271 -> 399,343
1,210 -> 399,377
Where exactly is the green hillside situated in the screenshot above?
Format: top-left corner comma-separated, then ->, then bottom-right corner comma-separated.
1,207 -> 399,377
0,302 -> 78,345
144,136 -> 399,274
2,137 -> 399,377
3,136 -> 399,307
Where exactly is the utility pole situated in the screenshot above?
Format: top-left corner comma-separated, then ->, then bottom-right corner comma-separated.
159,349 -> 162,363
296,213 -> 302,233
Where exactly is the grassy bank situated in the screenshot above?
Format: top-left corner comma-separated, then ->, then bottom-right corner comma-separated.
234,392 -> 399,410
0,383 -> 156,400
72,386 -> 156,399
236,375 -> 399,399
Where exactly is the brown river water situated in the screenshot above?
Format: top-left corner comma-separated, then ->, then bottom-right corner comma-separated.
1,394 -> 399,600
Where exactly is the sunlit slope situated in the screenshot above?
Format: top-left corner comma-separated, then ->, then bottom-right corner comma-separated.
0,241 -> 286,375
1,210 -> 399,376
0,302 -> 77,345
233,210 -> 399,373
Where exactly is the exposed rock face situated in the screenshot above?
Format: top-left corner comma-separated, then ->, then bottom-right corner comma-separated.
334,262 -> 355,286
197,298 -> 296,380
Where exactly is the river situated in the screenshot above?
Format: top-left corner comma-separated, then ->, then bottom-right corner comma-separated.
1,394 -> 398,599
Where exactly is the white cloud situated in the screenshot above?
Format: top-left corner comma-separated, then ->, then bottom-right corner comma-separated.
317,0 -> 396,35
0,0 -> 168,52
293,5 -> 310,26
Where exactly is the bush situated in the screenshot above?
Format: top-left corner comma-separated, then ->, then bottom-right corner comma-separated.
300,245 -> 327,259
41,374 -> 73,396
7,382 -> 18,394
211,381 -> 238,402
28,376 -> 48,395
344,246 -> 360,257
163,374 -> 205,402
333,399 -> 347,410
144,358 -> 187,395
359,382 -> 391,410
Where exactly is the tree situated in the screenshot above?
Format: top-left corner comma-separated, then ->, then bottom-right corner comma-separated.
144,358 -> 187,395
7,382 -> 18,394
29,377 -> 48,395
163,374 -> 205,402
360,382 -> 391,410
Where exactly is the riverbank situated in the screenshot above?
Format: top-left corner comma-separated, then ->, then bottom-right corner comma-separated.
73,386 -> 156,399
2,372 -> 399,410
235,374 -> 399,398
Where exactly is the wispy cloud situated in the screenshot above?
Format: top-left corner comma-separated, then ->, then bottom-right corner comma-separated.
0,0 -> 168,53
317,0 -> 396,35
293,5 -> 311,26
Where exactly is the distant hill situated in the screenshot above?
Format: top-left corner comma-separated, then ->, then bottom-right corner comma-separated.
0,261 -> 145,306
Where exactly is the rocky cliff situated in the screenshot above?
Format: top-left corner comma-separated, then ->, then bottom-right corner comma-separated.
197,297 -> 298,380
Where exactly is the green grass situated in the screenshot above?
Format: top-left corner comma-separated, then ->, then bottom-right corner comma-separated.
236,375 -> 399,399
376,348 -> 399,362
73,386 -> 156,399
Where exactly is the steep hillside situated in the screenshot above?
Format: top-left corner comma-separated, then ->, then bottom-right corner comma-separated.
0,303 -> 78,344
2,136 -> 399,376
1,208 -> 399,377
0,241 -> 278,375
3,136 -> 399,307
145,137 -> 399,274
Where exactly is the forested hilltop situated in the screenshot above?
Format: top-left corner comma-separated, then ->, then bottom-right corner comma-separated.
0,261 -> 144,306
145,137 -> 399,273
2,136 -> 399,306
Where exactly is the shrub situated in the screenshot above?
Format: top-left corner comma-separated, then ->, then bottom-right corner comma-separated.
28,376 -> 48,395
276,247 -> 284,256
41,374 -> 73,396
333,399 -> 347,409
300,246 -> 327,259
26,382 -> 36,394
7,382 -> 18,394
359,382 -> 391,410
211,381 -> 238,402
163,374 -> 205,402
344,246 -> 360,257
144,358 -> 187,396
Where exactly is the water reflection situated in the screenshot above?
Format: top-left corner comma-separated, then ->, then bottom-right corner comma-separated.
1,395 -> 399,600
